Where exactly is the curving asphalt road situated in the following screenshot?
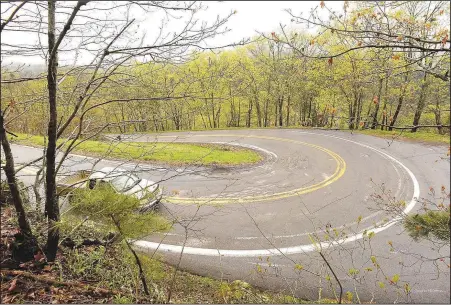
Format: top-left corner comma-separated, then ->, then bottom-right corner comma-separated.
12,129 -> 450,303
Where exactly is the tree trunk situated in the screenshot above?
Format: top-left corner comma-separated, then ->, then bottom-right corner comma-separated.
265,77 -> 271,127
371,78 -> 383,129
433,100 -> 446,135
255,94 -> 261,127
0,114 -> 34,244
321,105 -> 328,127
45,0 -> 60,262
411,73 -> 429,132
389,94 -> 404,131
312,104 -> 319,126
380,77 -> 389,130
263,100 -> 268,127
215,102 -> 221,128
356,93 -> 363,126
152,114 -> 158,131
330,102 -> 335,128
286,95 -> 290,126
389,74 -> 408,131
246,100 -> 252,128
237,100 -> 241,127
307,98 -> 312,123
434,109 -> 442,134
200,113 -> 207,129
349,92 -> 359,129
298,100 -> 303,125
211,93 -> 216,128
205,100 -> 212,128
278,95 -> 283,127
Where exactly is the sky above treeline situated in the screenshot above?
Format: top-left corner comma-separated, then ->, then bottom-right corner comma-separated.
195,1 -> 343,45
1,1 -> 345,67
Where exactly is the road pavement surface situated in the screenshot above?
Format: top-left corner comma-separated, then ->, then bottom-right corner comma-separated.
11,129 -> 450,303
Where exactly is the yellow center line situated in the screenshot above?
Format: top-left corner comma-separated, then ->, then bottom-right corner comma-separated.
162,134 -> 346,205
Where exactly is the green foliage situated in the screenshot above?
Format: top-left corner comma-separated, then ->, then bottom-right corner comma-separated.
63,246 -> 137,293
0,180 -> 30,205
66,247 -> 106,280
112,295 -> 134,304
71,185 -> 141,218
345,291 -> 353,302
57,236 -> 311,304
391,274 -> 400,284
217,280 -> 305,304
404,209 -> 450,242
404,283 -> 411,294
294,264 -> 304,271
119,212 -> 171,239
11,133 -> 262,166
4,19 -> 449,139
348,268 -> 360,276
70,185 -> 170,238
356,129 -> 450,144
370,256 -> 377,264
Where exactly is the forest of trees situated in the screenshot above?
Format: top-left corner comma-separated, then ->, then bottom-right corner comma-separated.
2,2 -> 450,138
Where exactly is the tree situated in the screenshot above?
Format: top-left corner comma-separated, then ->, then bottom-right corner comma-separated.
282,1 -> 450,80
277,1 -> 450,132
1,0 -> 239,261
69,185 -> 170,295
0,1 -> 39,261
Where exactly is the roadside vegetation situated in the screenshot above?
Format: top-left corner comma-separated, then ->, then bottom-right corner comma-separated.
11,133 -> 262,166
354,129 -> 450,145
1,193 -> 311,304
354,129 -> 450,144
1,1 -> 449,304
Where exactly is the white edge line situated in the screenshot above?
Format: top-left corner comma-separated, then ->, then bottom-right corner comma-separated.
133,132 -> 420,257
210,141 -> 278,160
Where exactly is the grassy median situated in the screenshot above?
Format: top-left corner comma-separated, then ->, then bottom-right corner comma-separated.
11,133 -> 262,166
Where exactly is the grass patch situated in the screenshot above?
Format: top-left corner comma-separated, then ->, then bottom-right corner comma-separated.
53,245 -> 314,304
142,258 -> 311,304
353,129 -> 450,145
1,205 -> 316,304
10,133 -> 262,166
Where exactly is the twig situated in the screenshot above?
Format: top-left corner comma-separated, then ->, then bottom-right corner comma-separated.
110,215 -> 150,296
319,252 -> 343,304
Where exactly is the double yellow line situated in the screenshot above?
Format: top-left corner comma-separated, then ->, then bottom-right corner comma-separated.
163,134 -> 346,205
